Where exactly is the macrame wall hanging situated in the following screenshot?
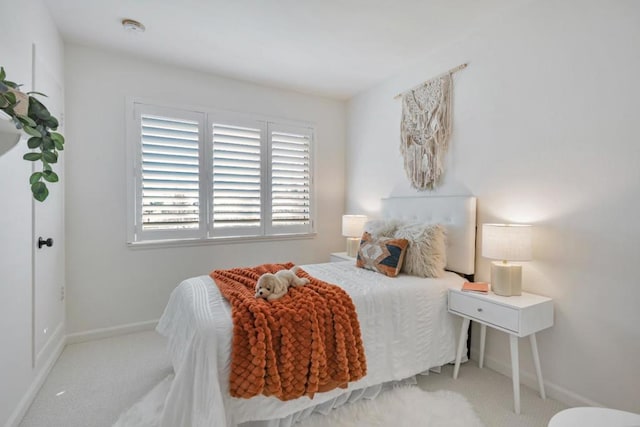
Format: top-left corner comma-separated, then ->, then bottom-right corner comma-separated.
396,63 -> 467,190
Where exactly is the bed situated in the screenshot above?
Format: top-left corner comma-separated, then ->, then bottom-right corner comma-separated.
156,196 -> 477,427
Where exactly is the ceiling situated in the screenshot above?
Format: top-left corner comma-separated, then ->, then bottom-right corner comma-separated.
44,0 -> 519,99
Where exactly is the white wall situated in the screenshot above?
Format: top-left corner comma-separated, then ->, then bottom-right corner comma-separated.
64,45 -> 347,334
347,0 -> 640,413
0,0 -> 64,425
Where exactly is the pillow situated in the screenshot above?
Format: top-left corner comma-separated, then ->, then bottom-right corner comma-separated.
393,223 -> 447,278
363,219 -> 402,239
356,232 -> 409,278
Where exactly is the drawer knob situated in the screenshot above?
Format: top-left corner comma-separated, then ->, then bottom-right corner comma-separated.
477,308 -> 483,312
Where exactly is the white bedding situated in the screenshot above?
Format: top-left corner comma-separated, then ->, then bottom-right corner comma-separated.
156,261 -> 464,427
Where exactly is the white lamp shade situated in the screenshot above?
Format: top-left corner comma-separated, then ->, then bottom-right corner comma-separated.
342,215 -> 367,238
482,223 -> 532,261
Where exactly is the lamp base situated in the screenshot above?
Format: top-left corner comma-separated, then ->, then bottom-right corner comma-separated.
346,237 -> 360,257
490,261 -> 522,296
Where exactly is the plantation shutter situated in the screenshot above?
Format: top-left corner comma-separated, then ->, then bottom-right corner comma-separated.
129,102 -> 315,243
211,118 -> 266,236
134,105 -> 205,241
268,123 -> 313,234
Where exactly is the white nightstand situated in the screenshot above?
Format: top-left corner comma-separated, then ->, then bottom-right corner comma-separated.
448,288 -> 553,414
329,252 -> 356,263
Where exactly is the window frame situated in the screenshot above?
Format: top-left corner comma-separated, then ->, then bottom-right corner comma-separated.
125,98 -> 316,246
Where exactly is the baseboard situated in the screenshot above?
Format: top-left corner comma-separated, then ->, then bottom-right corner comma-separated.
65,319 -> 159,344
470,347 -> 604,408
4,334 -> 65,427
35,321 -> 65,368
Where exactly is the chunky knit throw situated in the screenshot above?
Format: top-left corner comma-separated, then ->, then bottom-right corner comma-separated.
210,263 -> 367,401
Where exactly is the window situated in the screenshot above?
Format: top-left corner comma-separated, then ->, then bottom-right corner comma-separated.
128,102 -> 314,243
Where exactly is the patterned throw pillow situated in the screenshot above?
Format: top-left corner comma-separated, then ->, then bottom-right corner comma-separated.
356,232 -> 409,277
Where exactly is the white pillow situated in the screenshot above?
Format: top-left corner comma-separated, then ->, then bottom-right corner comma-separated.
363,219 -> 402,239
393,223 -> 447,278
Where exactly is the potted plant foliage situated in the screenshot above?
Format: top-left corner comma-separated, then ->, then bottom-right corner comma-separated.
0,66 -> 64,201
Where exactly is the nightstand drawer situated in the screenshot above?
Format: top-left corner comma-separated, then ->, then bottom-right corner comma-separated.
449,291 -> 519,332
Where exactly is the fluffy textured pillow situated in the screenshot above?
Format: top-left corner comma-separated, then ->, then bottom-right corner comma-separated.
393,223 -> 447,278
363,219 -> 402,239
356,232 -> 409,277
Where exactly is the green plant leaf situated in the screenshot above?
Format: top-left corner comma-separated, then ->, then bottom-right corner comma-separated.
3,91 -> 16,104
0,67 -> 5,81
3,80 -> 18,89
50,132 -> 64,145
26,91 -> 48,97
42,161 -> 51,171
29,172 -> 43,185
31,182 -> 49,202
18,115 -> 37,127
46,116 -> 59,130
42,170 -> 59,183
27,137 -> 43,149
36,108 -> 51,120
43,137 -> 54,150
42,151 -> 58,163
23,126 -> 42,137
23,152 -> 42,161
28,97 -> 51,120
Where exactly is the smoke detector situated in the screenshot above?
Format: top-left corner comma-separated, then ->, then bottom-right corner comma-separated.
122,19 -> 146,33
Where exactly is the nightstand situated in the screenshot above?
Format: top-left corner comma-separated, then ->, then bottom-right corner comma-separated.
448,288 -> 553,414
329,252 -> 356,263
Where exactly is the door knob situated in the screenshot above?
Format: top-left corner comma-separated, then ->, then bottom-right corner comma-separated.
38,237 -> 54,249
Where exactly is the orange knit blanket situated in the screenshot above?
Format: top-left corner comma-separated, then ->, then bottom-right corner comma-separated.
210,262 -> 367,401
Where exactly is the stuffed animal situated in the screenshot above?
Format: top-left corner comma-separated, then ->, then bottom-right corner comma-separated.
255,266 -> 309,301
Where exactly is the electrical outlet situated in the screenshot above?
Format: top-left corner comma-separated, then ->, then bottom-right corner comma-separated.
60,286 -> 65,301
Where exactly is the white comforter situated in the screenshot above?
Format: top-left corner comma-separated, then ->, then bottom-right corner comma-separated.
156,262 -> 463,427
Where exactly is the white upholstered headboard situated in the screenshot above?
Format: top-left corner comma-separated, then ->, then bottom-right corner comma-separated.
381,196 -> 477,276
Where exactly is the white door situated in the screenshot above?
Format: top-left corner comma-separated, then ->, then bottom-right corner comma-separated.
32,44 -> 65,367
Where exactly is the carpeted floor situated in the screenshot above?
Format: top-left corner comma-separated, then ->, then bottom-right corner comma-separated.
19,330 -> 568,427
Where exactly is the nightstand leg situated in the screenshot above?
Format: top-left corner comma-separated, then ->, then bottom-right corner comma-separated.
453,317 -> 470,379
509,335 -> 521,414
479,324 -> 486,369
530,334 -> 546,399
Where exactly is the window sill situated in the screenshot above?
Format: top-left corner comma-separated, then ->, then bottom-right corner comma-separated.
127,232 -> 317,250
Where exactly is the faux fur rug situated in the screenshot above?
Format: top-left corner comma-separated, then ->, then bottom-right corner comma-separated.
114,375 -> 484,427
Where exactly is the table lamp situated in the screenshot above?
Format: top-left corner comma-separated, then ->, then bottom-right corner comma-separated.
342,215 -> 367,257
482,223 -> 532,296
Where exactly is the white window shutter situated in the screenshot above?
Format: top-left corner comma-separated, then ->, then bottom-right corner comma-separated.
268,123 -> 313,235
134,105 -> 205,241
211,120 -> 265,236
129,101 -> 315,244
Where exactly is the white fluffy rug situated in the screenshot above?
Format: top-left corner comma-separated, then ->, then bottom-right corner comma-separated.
114,376 -> 484,427
297,386 -> 484,427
